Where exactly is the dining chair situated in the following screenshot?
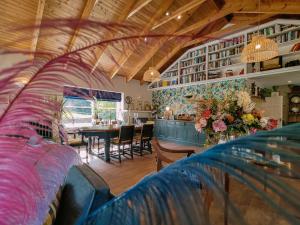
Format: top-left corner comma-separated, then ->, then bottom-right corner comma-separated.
67,130 -> 89,163
152,138 -> 213,215
134,124 -> 153,156
111,125 -> 135,163
152,138 -> 195,171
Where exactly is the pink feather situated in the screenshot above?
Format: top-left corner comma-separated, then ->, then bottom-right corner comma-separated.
0,18 -> 253,224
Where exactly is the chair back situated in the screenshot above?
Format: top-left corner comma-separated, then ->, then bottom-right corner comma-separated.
141,124 -> 153,139
152,138 -> 195,171
119,125 -> 135,142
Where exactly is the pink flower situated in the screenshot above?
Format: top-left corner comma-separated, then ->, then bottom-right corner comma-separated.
267,119 -> 278,130
199,118 -> 207,127
195,123 -> 202,133
202,109 -> 211,120
212,120 -> 227,132
250,128 -> 257,134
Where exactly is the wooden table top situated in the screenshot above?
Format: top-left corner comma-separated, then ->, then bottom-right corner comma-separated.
78,125 -> 142,133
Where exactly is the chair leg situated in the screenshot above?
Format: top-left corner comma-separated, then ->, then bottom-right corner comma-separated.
139,141 -> 143,156
118,145 -> 121,163
86,144 -> 89,164
148,140 -> 152,153
130,143 -> 133,159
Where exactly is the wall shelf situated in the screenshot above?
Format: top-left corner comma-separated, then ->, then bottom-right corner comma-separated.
150,66 -> 300,91
149,19 -> 300,91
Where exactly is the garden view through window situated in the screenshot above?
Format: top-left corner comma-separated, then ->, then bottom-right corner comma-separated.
62,88 -> 122,128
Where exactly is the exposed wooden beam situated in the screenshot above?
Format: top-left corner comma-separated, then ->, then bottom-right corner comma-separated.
185,13 -> 275,47
151,0 -> 206,30
127,7 -> 199,81
175,1 -> 248,36
31,0 -> 46,58
154,44 -> 184,71
127,0 -> 153,18
155,13 -> 274,72
235,0 -> 300,15
154,0 -> 227,71
109,0 -> 174,79
92,0 -> 136,73
67,0 -> 98,52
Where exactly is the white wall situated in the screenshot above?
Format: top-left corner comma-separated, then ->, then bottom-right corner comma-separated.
0,53 -> 152,113
91,76 -> 152,108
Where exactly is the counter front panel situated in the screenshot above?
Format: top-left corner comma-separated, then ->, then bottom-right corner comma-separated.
154,119 -> 205,146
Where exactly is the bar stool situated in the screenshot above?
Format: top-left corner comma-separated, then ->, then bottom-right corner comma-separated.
111,125 -> 135,163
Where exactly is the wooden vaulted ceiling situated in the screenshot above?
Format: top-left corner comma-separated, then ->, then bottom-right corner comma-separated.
0,0 -> 300,82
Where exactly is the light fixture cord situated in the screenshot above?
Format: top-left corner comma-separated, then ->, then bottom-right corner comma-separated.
258,0 -> 261,35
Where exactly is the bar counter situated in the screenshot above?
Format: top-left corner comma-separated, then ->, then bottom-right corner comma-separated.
154,119 -> 205,147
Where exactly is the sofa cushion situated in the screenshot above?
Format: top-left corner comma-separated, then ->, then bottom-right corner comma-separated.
54,164 -> 114,225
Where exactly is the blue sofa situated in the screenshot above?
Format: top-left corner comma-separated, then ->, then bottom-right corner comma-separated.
54,164 -> 114,225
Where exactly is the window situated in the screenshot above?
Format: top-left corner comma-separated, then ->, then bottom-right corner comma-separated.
62,87 -> 123,128
62,98 -> 93,128
96,101 -> 117,121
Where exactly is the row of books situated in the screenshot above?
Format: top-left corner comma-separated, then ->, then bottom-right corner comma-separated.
180,73 -> 206,84
247,24 -> 300,41
275,30 -> 300,43
208,45 -> 243,61
180,56 -> 206,67
208,58 -> 232,69
163,71 -> 178,78
181,64 -> 206,75
208,35 -> 244,52
208,70 -> 221,79
185,48 -> 206,58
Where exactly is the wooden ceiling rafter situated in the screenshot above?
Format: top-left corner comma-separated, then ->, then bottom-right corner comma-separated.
127,0 -> 153,19
185,13 -> 276,48
126,6 -> 200,82
66,0 -> 98,52
174,1 -> 249,36
109,0 -> 174,79
153,0 -> 230,72
235,0 -> 300,15
151,0 -> 207,30
31,0 -> 46,58
91,0 -> 136,73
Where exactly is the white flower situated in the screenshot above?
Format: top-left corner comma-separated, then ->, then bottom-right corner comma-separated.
260,117 -> 269,128
236,91 -> 255,113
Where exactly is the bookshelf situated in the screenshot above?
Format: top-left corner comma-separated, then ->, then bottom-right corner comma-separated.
149,19 -> 300,90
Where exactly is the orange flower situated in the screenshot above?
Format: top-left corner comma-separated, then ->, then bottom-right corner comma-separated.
226,114 -> 234,123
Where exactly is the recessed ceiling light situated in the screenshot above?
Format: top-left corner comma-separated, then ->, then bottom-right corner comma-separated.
288,80 -> 292,83
177,15 -> 182,20
144,37 -> 147,42
165,11 -> 170,16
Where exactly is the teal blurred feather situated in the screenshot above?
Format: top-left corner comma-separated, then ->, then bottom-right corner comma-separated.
86,124 -> 300,225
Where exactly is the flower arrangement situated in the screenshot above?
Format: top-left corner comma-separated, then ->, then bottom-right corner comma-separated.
195,91 -> 278,145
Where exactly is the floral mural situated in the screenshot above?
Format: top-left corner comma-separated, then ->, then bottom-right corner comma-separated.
152,79 -> 248,116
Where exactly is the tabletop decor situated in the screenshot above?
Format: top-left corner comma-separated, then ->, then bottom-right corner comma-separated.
195,90 -> 278,145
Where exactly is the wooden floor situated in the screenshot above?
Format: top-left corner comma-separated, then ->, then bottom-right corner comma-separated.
78,142 -> 298,225
84,141 -> 201,195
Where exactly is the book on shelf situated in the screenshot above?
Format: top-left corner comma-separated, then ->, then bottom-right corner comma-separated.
180,72 -> 206,84
208,35 -> 244,53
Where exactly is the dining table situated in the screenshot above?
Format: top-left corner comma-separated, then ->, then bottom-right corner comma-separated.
79,125 -> 141,162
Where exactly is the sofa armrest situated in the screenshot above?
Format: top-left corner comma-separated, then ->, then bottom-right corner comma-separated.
54,164 -> 114,225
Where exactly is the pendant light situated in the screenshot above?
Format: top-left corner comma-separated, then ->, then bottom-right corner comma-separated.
241,0 -> 278,63
143,54 -> 160,82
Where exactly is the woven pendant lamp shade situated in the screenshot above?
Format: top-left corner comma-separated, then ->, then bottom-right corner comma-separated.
143,67 -> 160,82
241,35 -> 279,63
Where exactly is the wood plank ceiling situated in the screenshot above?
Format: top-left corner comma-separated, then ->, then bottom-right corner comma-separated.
0,0 -> 300,81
